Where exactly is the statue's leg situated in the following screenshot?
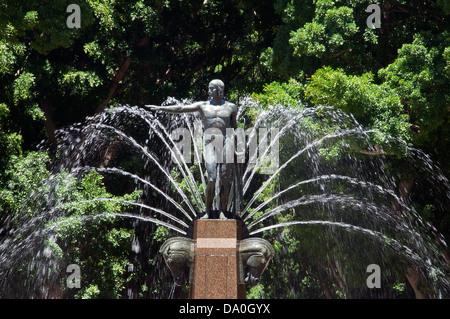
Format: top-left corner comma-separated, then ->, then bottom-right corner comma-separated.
202,140 -> 217,219
219,162 -> 233,219
204,180 -> 215,219
219,135 -> 234,218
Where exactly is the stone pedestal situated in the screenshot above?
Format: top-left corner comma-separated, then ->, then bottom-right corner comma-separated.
160,219 -> 274,299
189,219 -> 246,299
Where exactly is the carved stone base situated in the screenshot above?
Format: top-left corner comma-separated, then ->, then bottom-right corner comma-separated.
159,237 -> 195,286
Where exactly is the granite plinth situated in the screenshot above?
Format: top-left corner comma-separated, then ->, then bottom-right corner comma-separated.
189,219 -> 246,299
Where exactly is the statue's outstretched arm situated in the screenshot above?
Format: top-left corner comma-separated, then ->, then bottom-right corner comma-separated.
145,102 -> 202,114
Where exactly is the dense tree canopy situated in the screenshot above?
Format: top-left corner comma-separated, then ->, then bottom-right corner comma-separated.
0,0 -> 449,299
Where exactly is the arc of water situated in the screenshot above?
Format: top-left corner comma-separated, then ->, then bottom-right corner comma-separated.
247,193 -> 392,230
136,110 -> 205,213
248,220 -> 423,263
150,118 -> 205,212
62,197 -> 189,229
242,111 -> 306,194
242,174 -> 410,222
244,176 -> 344,221
241,129 -> 364,217
236,97 -> 250,122
48,212 -> 187,236
4,200 -> 188,262
248,220 -> 450,291
246,194 -> 427,247
120,107 -> 204,212
247,194 -> 336,229
182,113 -> 207,199
71,167 -> 193,222
241,110 -> 269,177
85,123 -> 197,218
111,213 -> 187,235
242,115 -> 282,183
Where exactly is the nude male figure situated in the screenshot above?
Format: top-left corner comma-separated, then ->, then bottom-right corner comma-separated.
146,79 -> 238,220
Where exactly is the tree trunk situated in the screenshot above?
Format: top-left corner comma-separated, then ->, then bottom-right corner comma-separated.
405,267 -> 429,299
390,178 -> 415,216
40,100 -> 57,145
392,177 -> 431,298
100,138 -> 121,168
95,37 -> 152,113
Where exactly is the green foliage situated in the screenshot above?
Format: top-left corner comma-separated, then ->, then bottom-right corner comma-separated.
378,33 -> 450,168
152,226 -> 170,243
0,103 -> 23,178
290,6 -> 358,58
305,66 -> 411,155
48,171 -> 141,298
0,151 -> 142,298
246,284 -> 266,299
236,2 -> 449,299
0,152 -> 51,215
60,70 -> 103,97
252,79 -> 306,109
270,0 -> 447,78
393,282 -> 406,293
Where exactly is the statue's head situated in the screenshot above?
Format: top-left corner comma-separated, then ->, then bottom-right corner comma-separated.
208,79 -> 225,100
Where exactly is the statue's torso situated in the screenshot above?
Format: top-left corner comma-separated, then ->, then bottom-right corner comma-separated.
200,101 -> 236,134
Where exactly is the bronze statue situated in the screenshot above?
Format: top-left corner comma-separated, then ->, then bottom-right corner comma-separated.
146,79 -> 238,219
154,81 -> 274,295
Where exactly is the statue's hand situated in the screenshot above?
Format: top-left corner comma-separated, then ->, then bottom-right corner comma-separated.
145,105 -> 161,111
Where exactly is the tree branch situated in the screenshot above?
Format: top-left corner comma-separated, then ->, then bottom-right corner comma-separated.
95,37 -> 151,113
358,144 -> 392,156
96,57 -> 132,113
